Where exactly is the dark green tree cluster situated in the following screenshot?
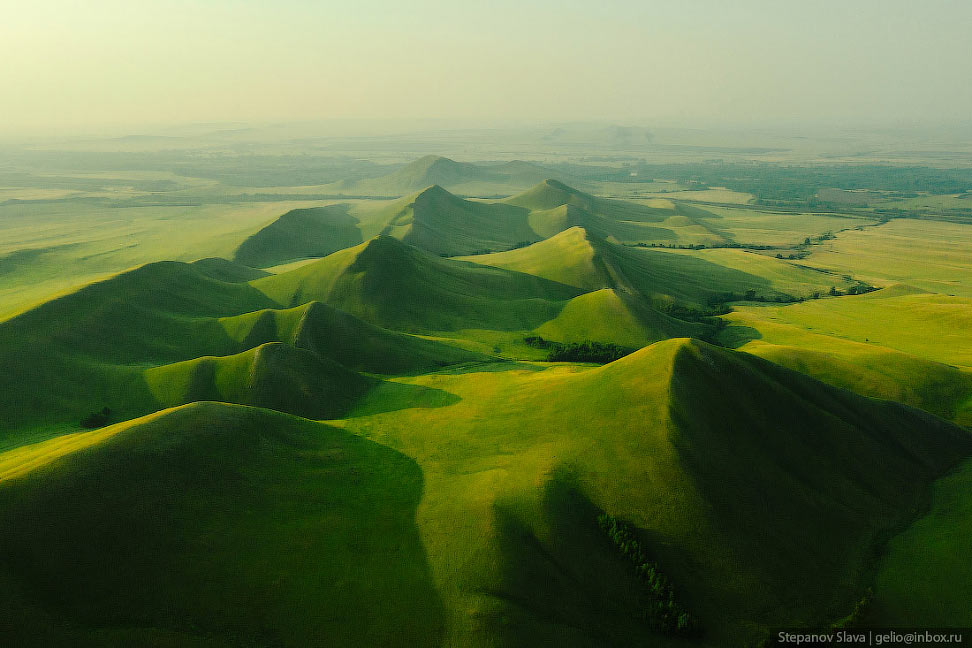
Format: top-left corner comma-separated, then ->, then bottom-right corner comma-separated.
597,513 -> 696,636
523,337 -> 634,363
831,588 -> 873,629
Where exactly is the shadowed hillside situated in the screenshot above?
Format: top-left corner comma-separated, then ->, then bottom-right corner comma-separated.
334,338 -> 972,646
0,402 -> 445,646
234,205 -> 364,268
144,342 -> 375,419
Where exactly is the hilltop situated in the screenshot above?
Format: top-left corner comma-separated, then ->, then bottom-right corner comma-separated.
321,155 -> 577,196
252,235 -> 583,332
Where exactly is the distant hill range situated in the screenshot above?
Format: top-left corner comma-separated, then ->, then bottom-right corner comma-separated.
320,155 -> 586,196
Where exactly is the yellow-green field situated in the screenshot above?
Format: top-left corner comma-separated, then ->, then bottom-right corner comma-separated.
804,218 -> 972,297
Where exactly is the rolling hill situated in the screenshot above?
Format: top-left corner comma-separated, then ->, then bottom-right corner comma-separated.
0,402 -> 444,647
252,235 -> 583,332
460,226 -> 856,311
320,155 -> 576,197
144,342 -> 375,419
3,340 -> 967,645
0,258 -> 481,438
335,338 -> 972,645
233,205 -> 364,268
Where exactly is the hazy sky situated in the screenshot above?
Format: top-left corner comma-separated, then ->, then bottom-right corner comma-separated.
2,0 -> 971,135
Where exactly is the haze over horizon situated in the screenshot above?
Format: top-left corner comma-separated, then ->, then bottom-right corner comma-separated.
2,0 -> 971,137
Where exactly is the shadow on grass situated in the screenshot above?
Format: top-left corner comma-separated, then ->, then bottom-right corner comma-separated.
0,403 -> 446,646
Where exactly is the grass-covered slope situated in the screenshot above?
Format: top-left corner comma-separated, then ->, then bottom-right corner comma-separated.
0,402 -> 444,647
462,226 -> 847,311
720,309 -> 972,425
233,205 -> 364,267
0,258 -> 480,439
536,288 -> 705,347
0,261 -> 278,435
339,339 -> 972,645
219,301 -> 482,374
144,342 -> 374,419
252,235 -> 583,332
725,286 -> 972,368
322,155 -> 570,197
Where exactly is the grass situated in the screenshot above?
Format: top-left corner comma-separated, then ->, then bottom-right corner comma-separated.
336,340 -> 968,644
252,235 -> 582,333
866,457 -> 972,626
1,159 -> 971,646
0,199 -> 326,320
724,287 -> 972,369
319,155 -> 573,197
804,218 -> 972,297
0,402 -> 445,646
693,206 -> 874,246
144,342 -> 375,419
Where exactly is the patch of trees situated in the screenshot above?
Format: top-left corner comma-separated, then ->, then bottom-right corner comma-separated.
831,589 -> 873,629
586,162 -> 972,206
597,513 -> 697,636
523,337 -> 634,363
80,407 -> 112,429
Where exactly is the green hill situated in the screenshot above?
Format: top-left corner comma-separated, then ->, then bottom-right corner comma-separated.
233,205 -> 364,268
322,155 -> 574,197
2,341 -> 968,646
386,185 -> 540,256
461,226 -> 850,311
0,340 -> 972,646
252,235 -> 583,332
335,338 -> 972,645
219,301 -> 482,374
0,402 -> 444,646
144,342 -> 375,419
190,257 -> 270,282
536,288 -> 705,347
0,259 -> 482,439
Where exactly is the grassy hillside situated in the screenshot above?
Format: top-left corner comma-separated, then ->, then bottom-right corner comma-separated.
719,306 -> 972,425
144,342 -> 375,419
252,235 -> 583,332
0,258 -> 480,439
336,339 -> 971,646
2,342 -> 967,646
461,226 -> 856,310
724,286 -> 972,368
219,301 -> 482,374
805,218 -> 972,297
233,205 -> 364,267
0,402 -> 444,647
536,288 -> 705,347
321,155 -> 573,197
866,457 -> 972,626
392,185 -> 540,255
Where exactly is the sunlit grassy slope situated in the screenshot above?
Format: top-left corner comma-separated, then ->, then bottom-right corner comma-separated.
0,257 -> 480,438
144,342 -> 374,419
335,338 -> 971,646
0,402 -> 445,647
461,226 -> 858,306
1,342 -> 967,646
724,286 -> 972,368
0,199 -> 324,320
252,235 -> 582,332
804,218 -> 972,297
